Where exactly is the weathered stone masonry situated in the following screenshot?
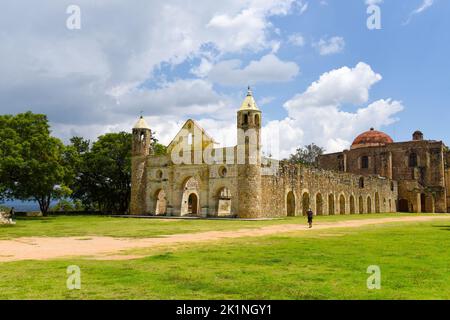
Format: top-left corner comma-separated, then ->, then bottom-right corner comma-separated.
130,89 -> 398,218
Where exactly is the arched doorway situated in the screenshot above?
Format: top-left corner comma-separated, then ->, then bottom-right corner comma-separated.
375,192 -> 380,213
339,195 -> 346,215
181,177 -> 200,216
155,189 -> 167,215
398,199 -> 409,212
188,193 -> 199,215
316,193 -> 323,216
350,195 -> 356,214
287,191 -> 296,217
420,193 -> 426,213
302,192 -> 310,216
359,196 -> 364,214
367,196 -> 372,213
328,194 -> 335,215
217,187 -> 232,216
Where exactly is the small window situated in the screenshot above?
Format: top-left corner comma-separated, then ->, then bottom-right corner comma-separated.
361,156 -> 369,169
243,114 -> 249,125
359,177 -> 365,189
409,153 -> 418,167
219,166 -> 227,177
156,170 -> 163,179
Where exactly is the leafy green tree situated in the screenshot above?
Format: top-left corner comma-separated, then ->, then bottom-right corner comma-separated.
151,134 -> 167,156
69,132 -> 132,213
0,112 -> 72,215
285,143 -> 325,166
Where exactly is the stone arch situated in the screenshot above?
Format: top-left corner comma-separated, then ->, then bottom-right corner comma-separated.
398,199 -> 409,212
359,195 -> 364,214
181,176 -> 200,216
420,193 -> 426,213
302,192 -> 310,216
254,114 -> 260,126
367,196 -> 372,213
375,192 -> 380,213
328,194 -> 335,215
316,193 -> 324,216
339,194 -> 346,215
154,189 -> 167,215
286,191 -> 296,217
217,187 -> 232,216
359,177 -> 365,189
350,195 -> 356,214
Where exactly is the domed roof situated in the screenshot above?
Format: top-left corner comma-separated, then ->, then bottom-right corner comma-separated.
133,116 -> 150,130
239,86 -> 259,111
351,128 -> 393,149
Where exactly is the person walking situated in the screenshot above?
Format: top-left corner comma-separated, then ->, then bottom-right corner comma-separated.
306,208 -> 314,228
9,207 -> 16,223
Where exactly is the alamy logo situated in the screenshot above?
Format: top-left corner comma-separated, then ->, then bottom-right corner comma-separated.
66,5 -> 81,30
366,265 -> 381,290
66,265 -> 81,290
367,3 -> 382,30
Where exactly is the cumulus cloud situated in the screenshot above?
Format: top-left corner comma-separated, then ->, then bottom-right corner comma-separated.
313,36 -> 345,56
206,54 -> 300,86
265,62 -> 404,156
0,0 -> 297,141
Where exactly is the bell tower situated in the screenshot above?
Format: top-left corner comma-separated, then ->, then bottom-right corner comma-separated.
130,116 -> 152,215
236,87 -> 262,218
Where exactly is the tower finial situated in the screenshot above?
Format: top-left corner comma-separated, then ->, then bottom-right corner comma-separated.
247,86 -> 252,96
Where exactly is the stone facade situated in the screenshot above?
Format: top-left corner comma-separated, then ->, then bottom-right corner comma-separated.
318,129 -> 450,213
130,90 -> 398,218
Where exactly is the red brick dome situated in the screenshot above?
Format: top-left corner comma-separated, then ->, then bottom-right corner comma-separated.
351,128 -> 393,149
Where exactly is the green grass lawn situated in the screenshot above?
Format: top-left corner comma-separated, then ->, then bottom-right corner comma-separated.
0,215 -> 449,299
0,213 -> 428,239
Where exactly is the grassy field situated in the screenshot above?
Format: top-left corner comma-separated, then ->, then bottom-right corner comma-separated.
0,213 -> 424,239
0,214 -> 449,299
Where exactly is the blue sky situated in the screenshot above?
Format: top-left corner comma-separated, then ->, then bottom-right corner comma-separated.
0,0 -> 448,157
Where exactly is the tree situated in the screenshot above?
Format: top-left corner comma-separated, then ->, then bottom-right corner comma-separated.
0,112 -> 72,215
286,143 -> 325,166
151,134 -> 167,156
69,132 -> 132,213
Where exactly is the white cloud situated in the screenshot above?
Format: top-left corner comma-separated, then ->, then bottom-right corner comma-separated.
313,36 -> 345,56
207,54 -> 300,86
0,0 -> 298,141
266,62 -> 404,156
288,33 -> 306,47
404,0 -> 434,24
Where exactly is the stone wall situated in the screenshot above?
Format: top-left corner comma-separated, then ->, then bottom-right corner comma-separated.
318,140 -> 448,213
260,164 -> 397,217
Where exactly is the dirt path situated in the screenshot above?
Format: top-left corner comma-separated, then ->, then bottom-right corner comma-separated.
1,216 -> 449,262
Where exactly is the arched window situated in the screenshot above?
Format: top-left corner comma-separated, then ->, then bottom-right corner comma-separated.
255,114 -> 260,126
243,114 -> 249,125
361,156 -> 369,169
409,153 -> 418,167
359,177 -> 365,189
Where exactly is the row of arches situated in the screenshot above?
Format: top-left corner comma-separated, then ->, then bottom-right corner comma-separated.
153,176 -> 234,216
286,191 -> 394,216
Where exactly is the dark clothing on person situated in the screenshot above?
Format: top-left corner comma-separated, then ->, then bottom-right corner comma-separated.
10,208 -> 15,220
307,210 -> 313,228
